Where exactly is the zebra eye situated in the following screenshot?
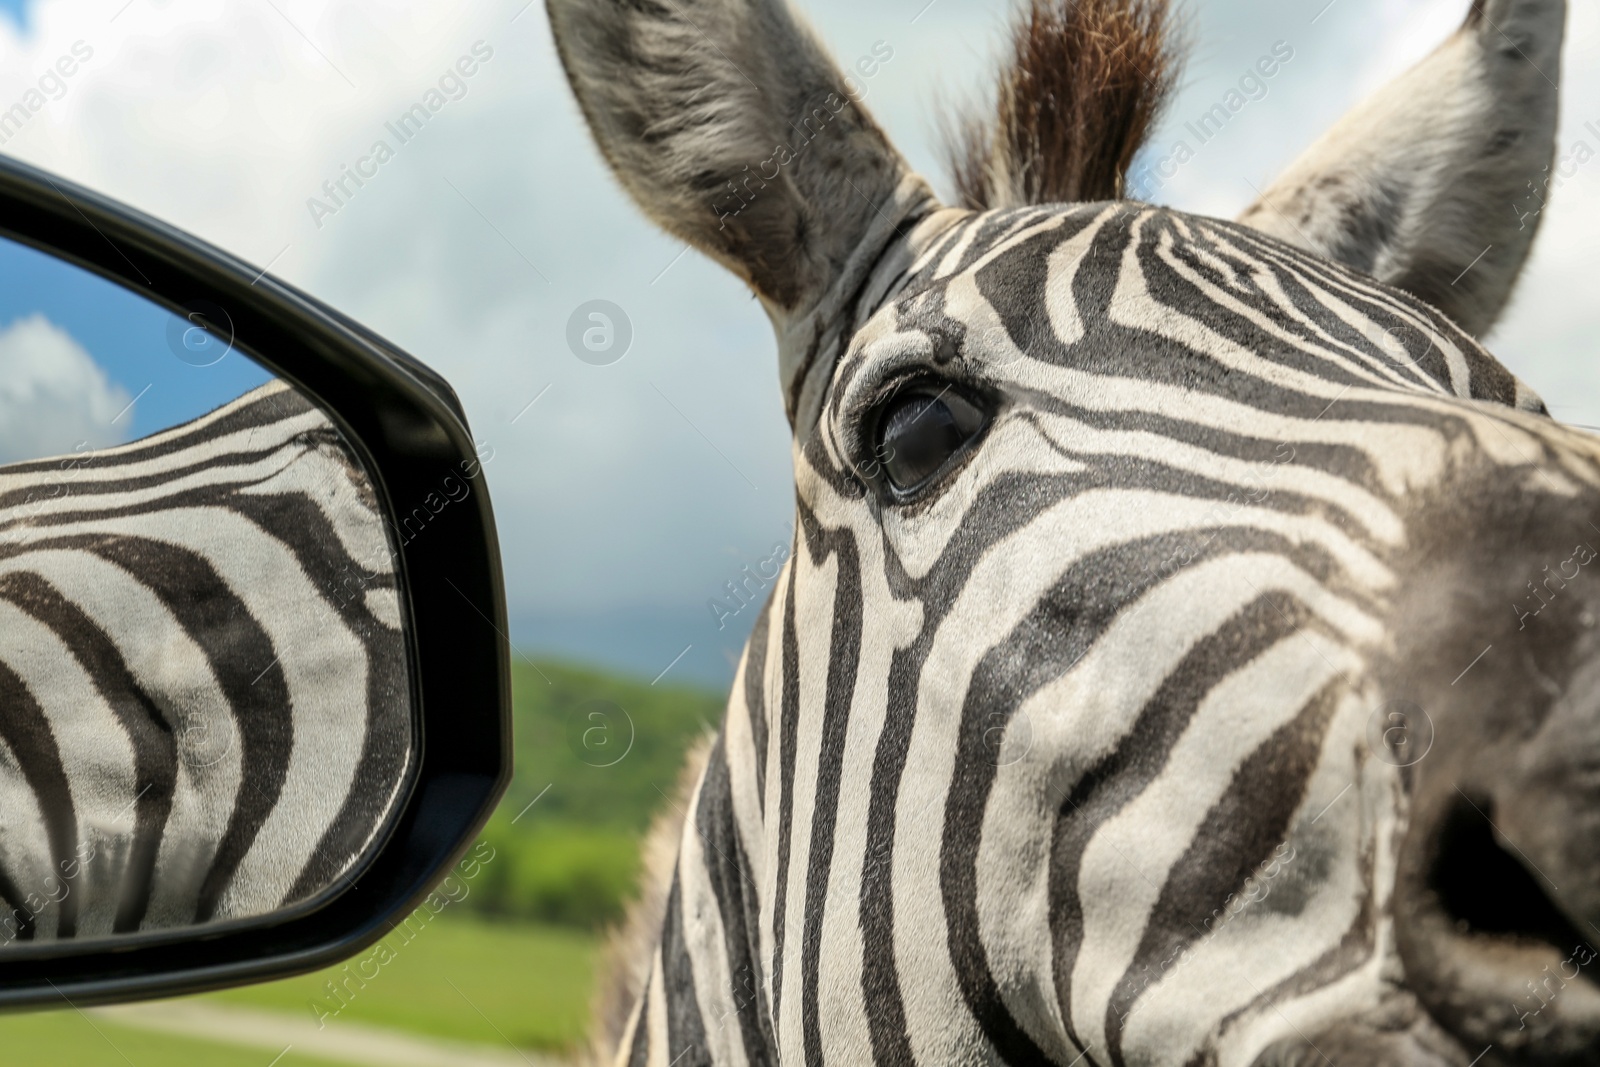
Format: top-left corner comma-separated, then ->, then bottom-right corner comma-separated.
871,386 -> 987,494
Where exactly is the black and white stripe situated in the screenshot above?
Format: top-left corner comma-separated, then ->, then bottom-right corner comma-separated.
616,204 -> 1600,1066
0,380 -> 411,944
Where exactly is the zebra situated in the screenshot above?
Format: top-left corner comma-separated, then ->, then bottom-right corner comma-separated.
549,0 -> 1593,1062
0,379 -> 411,946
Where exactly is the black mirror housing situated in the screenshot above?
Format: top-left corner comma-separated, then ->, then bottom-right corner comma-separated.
0,154 -> 511,1007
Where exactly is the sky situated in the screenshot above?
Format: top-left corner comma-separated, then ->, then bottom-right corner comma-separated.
0,310 -> 130,462
0,236 -> 270,459
0,0 -> 1596,687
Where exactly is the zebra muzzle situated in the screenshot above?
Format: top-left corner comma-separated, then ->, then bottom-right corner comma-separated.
1392,625 -> 1600,1065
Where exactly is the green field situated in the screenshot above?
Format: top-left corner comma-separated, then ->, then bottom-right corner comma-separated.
209,911 -> 599,1050
470,657 -> 724,928
0,656 -> 726,1063
0,1012 -> 353,1066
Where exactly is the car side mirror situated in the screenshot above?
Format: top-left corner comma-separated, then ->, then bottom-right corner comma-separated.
0,154 -> 510,1007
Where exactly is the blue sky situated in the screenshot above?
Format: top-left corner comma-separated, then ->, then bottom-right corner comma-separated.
0,236 -> 269,449
0,0 -> 1595,685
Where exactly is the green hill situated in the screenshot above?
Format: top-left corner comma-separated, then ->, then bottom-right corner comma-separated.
466,657 -> 727,928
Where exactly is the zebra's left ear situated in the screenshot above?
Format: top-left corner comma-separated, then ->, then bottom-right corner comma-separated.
1238,0 -> 1565,336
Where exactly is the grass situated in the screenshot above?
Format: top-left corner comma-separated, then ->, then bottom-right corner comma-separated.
0,1011 -> 352,1066
206,910 -> 600,1052
0,911 -> 600,1060
500,656 -> 721,833
465,657 -> 725,929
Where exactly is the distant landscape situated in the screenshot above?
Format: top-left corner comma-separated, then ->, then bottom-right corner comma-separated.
0,657 -> 727,1064
470,656 -> 723,931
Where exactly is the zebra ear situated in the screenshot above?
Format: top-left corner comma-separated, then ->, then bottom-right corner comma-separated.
547,0 -> 937,423
1237,0 -> 1565,336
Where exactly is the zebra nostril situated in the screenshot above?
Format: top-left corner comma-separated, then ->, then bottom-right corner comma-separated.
1428,793 -> 1588,953
1396,791 -> 1600,1063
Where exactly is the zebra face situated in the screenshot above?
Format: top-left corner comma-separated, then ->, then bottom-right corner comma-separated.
777,201 -> 1600,1064
549,0 -> 1581,1060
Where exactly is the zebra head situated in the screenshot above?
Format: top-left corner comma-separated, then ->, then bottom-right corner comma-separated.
550,0 -> 1590,1063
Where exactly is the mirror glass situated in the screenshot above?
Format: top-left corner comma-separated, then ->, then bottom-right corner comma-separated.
0,233 -> 415,951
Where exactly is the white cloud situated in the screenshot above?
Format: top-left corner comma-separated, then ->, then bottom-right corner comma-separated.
0,313 -> 131,463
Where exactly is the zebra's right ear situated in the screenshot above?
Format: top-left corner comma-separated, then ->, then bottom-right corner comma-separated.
547,0 -> 937,423
1237,0 -> 1565,336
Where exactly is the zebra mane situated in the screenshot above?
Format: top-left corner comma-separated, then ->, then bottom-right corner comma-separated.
943,0 -> 1182,209
589,732 -> 716,1065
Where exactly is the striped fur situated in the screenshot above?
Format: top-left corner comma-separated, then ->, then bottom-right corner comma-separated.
610,203 -> 1600,1066
0,380 -> 411,944
550,0 -> 1578,1061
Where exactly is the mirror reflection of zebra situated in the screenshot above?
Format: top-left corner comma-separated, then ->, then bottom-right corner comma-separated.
551,0 -> 1594,1062
0,381 -> 411,944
